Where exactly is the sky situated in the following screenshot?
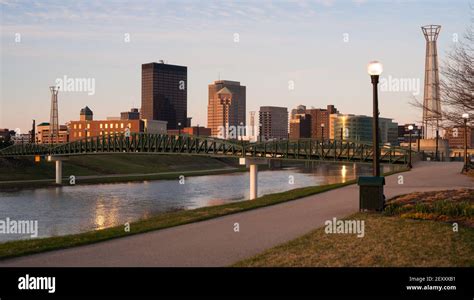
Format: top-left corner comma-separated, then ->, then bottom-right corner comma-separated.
0,0 -> 471,133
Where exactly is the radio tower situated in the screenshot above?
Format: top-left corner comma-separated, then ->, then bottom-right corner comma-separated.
249,111 -> 256,138
421,25 -> 442,139
49,86 -> 59,144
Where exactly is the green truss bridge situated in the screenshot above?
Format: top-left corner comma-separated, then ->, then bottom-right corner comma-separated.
0,133 -> 408,163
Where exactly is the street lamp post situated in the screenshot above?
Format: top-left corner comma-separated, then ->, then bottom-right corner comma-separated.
321,123 -> 325,141
416,129 -> 421,152
408,125 -> 414,169
368,61 -> 383,177
462,113 -> 470,173
240,122 -> 244,142
178,122 -> 182,136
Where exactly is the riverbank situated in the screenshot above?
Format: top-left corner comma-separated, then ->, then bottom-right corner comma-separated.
0,181 -> 355,260
235,189 -> 474,267
0,167 -> 409,260
0,167 -> 246,190
0,154 -> 245,189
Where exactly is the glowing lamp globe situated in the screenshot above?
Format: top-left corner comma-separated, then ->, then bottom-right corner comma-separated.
367,61 -> 383,76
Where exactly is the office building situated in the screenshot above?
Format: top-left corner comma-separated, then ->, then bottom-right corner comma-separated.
167,126 -> 212,137
142,119 -> 168,134
36,123 -> 69,144
329,114 -> 398,145
288,104 -> 338,140
207,80 -> 246,139
69,107 -> 144,142
289,114 -> 311,140
121,108 -> 140,120
141,62 -> 187,129
290,105 -> 307,119
0,129 -> 10,141
306,105 -> 339,139
259,106 -> 288,140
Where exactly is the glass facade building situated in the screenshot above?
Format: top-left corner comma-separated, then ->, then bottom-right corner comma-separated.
329,114 -> 398,145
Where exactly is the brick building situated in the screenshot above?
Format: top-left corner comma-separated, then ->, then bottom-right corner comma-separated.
69,107 -> 144,142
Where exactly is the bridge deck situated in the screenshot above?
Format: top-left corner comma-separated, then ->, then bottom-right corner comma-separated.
0,134 -> 408,164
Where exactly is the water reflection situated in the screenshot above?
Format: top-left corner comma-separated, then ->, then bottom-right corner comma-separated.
341,165 -> 347,181
0,163 -> 401,241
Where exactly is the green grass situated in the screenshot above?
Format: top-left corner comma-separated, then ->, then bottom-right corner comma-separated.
0,167 -> 247,189
383,189 -> 474,227
0,181 -> 355,260
234,212 -> 474,267
0,154 -> 239,183
385,200 -> 473,218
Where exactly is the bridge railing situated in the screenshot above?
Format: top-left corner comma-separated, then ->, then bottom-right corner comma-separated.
0,133 -> 408,164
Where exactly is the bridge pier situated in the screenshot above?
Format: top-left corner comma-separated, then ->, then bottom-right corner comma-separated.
47,156 -> 69,185
55,160 -> 62,184
240,158 -> 268,200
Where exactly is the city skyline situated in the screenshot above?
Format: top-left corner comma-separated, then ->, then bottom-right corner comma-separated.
0,0 -> 471,133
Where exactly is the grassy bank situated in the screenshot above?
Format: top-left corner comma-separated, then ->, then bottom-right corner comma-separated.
235,189 -> 474,267
0,154 -> 243,189
0,154 -> 239,181
0,181 -> 356,260
0,167 -> 246,190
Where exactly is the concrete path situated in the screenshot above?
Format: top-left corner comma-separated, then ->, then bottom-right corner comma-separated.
0,162 -> 472,267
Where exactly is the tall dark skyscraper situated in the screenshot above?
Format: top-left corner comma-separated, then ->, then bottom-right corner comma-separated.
141,62 -> 187,129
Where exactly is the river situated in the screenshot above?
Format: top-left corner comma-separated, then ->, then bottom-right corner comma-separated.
0,163 -> 401,242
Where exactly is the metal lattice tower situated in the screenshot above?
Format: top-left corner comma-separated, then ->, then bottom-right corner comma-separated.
49,86 -> 59,144
249,111 -> 256,137
421,25 -> 442,139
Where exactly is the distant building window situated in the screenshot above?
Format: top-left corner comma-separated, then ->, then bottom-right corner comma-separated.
128,123 -> 131,128
121,123 -> 124,129
100,124 -> 103,129
74,124 -> 77,129
87,124 -> 90,129
74,132 -> 77,137
79,124 -> 82,129
115,124 -> 118,129
79,132 -> 82,137
110,123 -> 113,129
105,124 -> 108,129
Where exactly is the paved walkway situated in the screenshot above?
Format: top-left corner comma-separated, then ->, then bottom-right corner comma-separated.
1,162 -> 472,267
